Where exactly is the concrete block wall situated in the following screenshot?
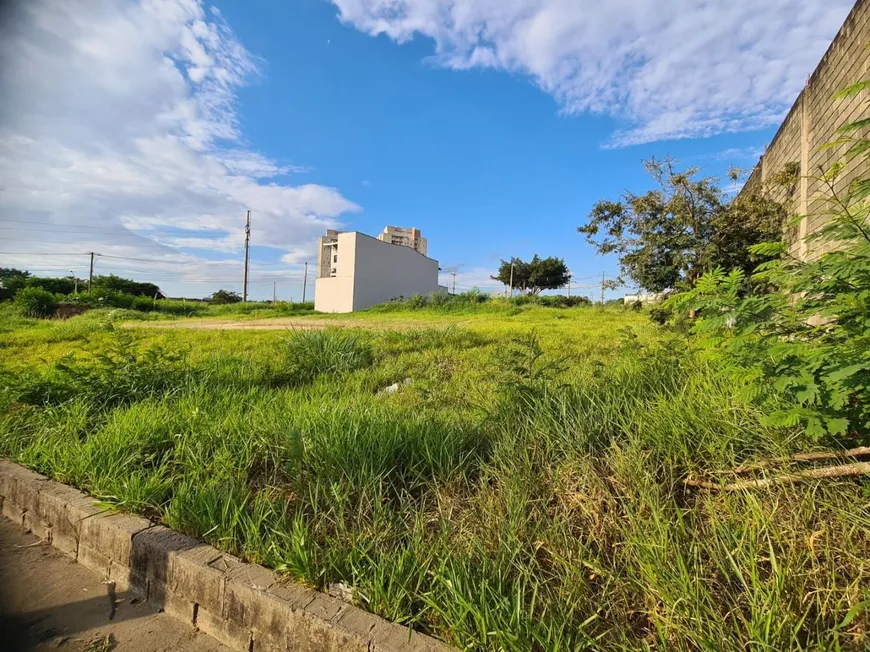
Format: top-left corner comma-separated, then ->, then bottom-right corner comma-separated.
0,460 -> 454,652
739,0 -> 870,259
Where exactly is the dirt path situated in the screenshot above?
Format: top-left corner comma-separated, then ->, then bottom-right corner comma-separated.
123,317 -> 431,331
0,516 -> 228,652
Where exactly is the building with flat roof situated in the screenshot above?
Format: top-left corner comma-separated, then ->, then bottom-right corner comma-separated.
314,229 -> 444,313
377,226 -> 427,256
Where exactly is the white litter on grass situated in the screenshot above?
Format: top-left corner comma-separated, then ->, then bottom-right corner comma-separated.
378,378 -> 411,395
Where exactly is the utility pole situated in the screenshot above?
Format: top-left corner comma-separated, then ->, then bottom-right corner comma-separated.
302,262 -> 308,303
273,281 -> 277,305
70,270 -> 78,294
242,210 -> 251,302
88,252 -> 95,292
600,271 -> 605,304
508,261 -> 514,298
567,275 -> 571,298
451,270 -> 456,294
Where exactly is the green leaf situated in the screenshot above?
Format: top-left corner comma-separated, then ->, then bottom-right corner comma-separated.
838,599 -> 870,629
833,79 -> 870,100
837,117 -> 870,134
825,363 -> 866,383
825,417 -> 849,436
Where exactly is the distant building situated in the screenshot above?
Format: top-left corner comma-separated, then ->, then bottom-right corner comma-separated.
377,226 -> 427,256
315,229 -> 444,313
623,292 -> 665,305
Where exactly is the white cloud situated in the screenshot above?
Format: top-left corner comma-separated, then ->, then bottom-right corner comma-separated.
331,0 -> 853,145
711,146 -> 765,162
0,0 -> 359,298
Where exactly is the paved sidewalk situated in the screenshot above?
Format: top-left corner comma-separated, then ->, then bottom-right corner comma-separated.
0,516 -> 228,652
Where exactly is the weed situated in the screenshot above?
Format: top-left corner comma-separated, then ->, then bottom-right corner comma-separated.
0,306 -> 866,650
270,329 -> 373,386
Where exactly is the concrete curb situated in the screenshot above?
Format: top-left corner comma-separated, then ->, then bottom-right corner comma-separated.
0,460 -> 453,652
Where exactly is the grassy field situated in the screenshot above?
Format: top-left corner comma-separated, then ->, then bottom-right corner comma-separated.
1,302 -> 868,650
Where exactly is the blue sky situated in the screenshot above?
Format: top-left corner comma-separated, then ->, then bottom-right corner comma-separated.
0,0 -> 855,300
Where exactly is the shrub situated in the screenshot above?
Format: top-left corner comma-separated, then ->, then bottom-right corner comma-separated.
131,295 -> 156,312
648,306 -> 672,325
208,289 -> 242,304
669,78 -> 870,442
14,287 -> 57,318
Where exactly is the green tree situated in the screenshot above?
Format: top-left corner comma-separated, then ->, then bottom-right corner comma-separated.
491,255 -> 570,294
25,276 -> 76,295
208,289 -> 242,304
92,274 -> 162,298
578,157 -> 784,292
0,268 -> 30,300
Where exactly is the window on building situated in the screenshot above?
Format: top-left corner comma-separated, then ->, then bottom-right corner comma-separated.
333,254 -> 338,263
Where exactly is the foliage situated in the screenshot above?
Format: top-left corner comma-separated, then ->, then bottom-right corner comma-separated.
368,290 -> 491,312
0,268 -> 29,281
0,304 -> 867,649
91,274 -> 162,298
491,255 -> 570,294
2,329 -> 190,409
578,156 -> 785,292
669,81 -> 870,442
0,268 -> 30,301
14,287 -> 58,318
648,305 -> 672,325
25,275 -> 78,295
208,289 -> 243,304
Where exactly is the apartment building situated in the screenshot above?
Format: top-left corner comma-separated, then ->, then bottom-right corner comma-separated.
377,226 -> 427,256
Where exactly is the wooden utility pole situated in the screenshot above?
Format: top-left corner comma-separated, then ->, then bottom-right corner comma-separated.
88,252 -> 95,292
508,261 -> 514,297
302,262 -> 308,302
451,270 -> 456,294
600,271 -> 605,304
273,281 -> 277,304
242,210 -> 251,302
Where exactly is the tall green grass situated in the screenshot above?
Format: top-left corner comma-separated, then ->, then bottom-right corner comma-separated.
0,314 -> 867,650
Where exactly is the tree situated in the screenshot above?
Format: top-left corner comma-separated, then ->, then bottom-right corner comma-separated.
0,268 -> 30,300
91,274 -> 162,298
577,157 -> 784,292
25,276 -> 76,295
491,255 -> 570,294
208,289 -> 242,304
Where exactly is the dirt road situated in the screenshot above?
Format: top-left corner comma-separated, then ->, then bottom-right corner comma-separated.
123,317 -> 429,331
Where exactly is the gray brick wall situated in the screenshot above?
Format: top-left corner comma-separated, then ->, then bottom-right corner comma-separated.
739,0 -> 869,259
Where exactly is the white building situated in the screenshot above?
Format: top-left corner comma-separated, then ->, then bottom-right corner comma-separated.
314,230 -> 445,313
623,292 -> 666,305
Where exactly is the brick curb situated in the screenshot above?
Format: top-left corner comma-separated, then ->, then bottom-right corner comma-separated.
0,460 -> 453,652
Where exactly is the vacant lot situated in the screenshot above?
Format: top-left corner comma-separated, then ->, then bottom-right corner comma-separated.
1,303 -> 867,650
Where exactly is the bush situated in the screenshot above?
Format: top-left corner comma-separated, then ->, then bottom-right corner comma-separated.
669,78 -> 870,442
208,289 -> 242,305
131,295 -> 156,312
14,287 -> 57,318
648,306 -> 672,325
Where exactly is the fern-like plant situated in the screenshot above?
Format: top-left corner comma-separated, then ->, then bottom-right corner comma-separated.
669,78 -> 870,442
